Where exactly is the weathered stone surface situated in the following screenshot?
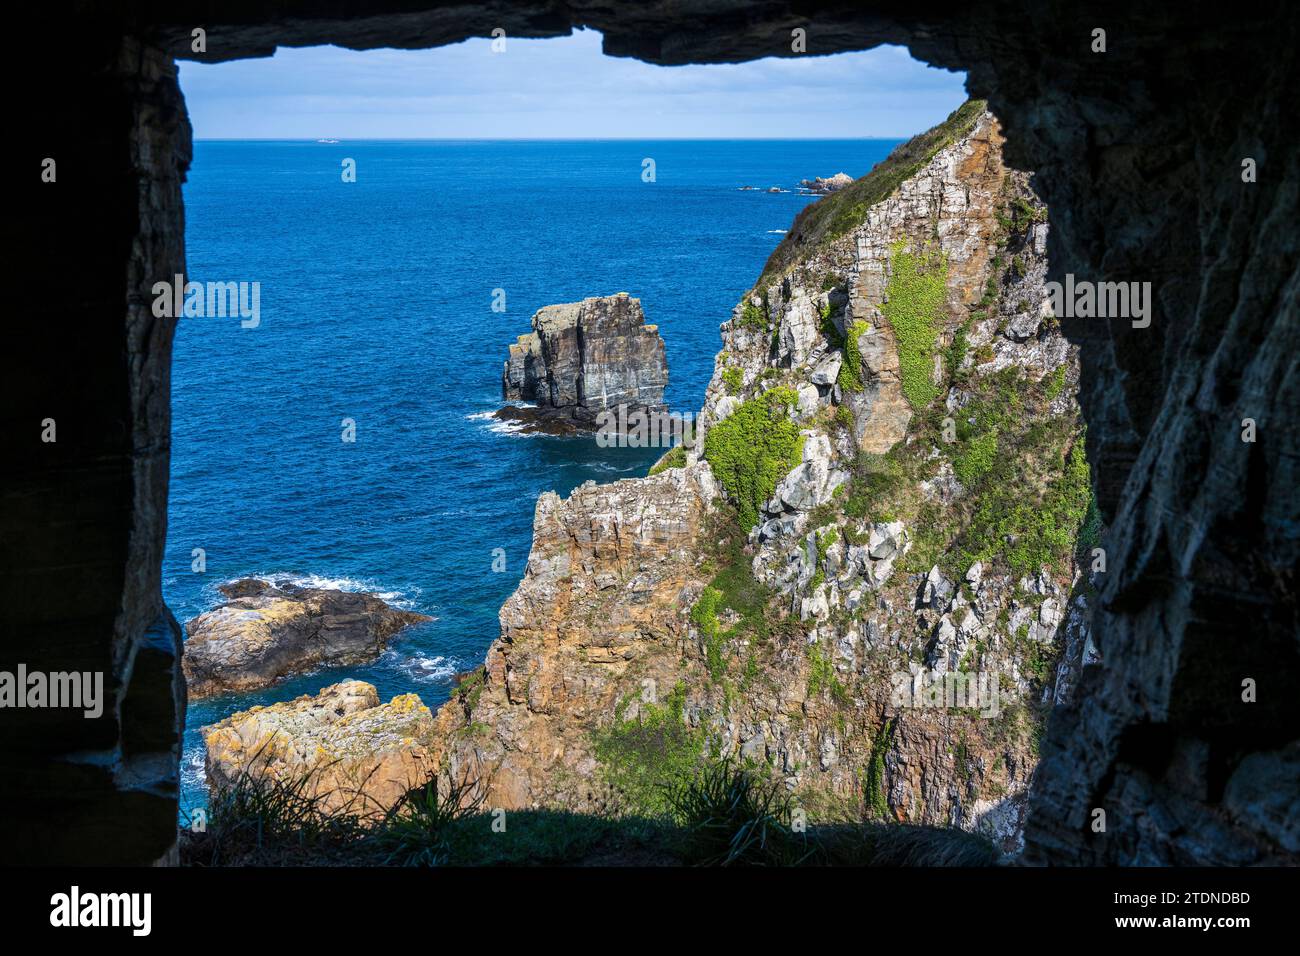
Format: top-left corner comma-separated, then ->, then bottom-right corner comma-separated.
427,462 -> 718,811
203,680 -> 437,817
769,432 -> 849,513
800,172 -> 854,194
500,293 -> 668,431
183,579 -> 430,699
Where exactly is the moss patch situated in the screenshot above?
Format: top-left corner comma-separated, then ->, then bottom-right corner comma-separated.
703,386 -> 805,530
592,683 -> 707,817
881,242 -> 947,411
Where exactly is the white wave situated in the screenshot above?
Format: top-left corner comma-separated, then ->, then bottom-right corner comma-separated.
487,418 -> 542,438
181,744 -> 207,790
387,652 -> 459,684
766,229 -> 788,234
225,572 -> 425,610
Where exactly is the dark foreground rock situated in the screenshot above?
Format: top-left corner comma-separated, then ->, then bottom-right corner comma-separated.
501,293 -> 668,431
182,579 -> 430,699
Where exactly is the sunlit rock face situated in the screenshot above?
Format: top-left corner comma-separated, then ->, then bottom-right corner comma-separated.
203,681 -> 439,818
501,294 -> 668,428
8,2 -> 1295,865
182,579 -> 430,699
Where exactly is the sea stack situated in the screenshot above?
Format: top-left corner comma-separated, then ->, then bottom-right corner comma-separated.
498,293 -> 668,434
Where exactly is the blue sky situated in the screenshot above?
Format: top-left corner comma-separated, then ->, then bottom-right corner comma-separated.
180,29 -> 967,140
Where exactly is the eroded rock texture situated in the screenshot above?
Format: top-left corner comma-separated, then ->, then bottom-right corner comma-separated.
203,680 -> 438,817
500,294 -> 668,430
8,1 -> 1297,865
182,579 -> 430,699
430,463 -> 718,809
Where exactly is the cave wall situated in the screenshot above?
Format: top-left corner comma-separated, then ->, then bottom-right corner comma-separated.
5,32 -> 189,864
5,1 -> 1295,864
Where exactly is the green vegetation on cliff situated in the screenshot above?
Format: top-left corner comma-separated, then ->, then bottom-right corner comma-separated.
647,444 -> 686,476
882,242 -> 948,410
593,683 -> 706,817
952,428 -> 999,486
961,436 -> 1092,576
756,99 -> 986,287
703,386 -> 805,529
837,320 -> 871,393
690,585 -> 727,682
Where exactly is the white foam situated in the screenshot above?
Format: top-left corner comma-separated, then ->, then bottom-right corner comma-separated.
226,573 -> 425,610
468,413 -> 542,438
181,744 -> 207,790
387,652 -> 459,684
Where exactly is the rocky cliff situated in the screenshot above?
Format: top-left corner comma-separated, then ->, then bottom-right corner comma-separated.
430,104 -> 1097,854
204,680 -> 437,817
499,293 -> 669,433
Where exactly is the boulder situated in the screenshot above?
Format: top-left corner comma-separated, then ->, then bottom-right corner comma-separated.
809,350 -> 842,386
202,680 -> 437,818
776,293 -> 821,367
799,172 -> 854,194
771,432 -> 850,512
183,578 -> 430,699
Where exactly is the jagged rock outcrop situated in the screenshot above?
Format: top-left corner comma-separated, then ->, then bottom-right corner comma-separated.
429,462 -> 718,810
424,107 -> 1097,856
203,680 -> 437,817
183,579 -> 430,699
498,293 -> 668,434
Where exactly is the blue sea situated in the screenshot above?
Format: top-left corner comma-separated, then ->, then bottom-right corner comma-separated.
169,138 -> 900,813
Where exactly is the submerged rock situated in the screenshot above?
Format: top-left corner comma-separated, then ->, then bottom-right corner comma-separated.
203,680 -> 437,817
182,578 -> 430,699
499,293 -> 668,433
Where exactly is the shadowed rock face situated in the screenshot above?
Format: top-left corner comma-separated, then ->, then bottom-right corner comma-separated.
182,579 -> 430,699
8,1 -> 1296,865
501,294 -> 668,430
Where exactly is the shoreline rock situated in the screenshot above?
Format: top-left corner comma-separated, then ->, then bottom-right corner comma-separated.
182,578 -> 431,699
799,172 -> 854,194
203,680 -> 436,817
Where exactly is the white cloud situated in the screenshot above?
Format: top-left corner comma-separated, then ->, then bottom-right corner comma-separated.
181,29 -> 967,139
